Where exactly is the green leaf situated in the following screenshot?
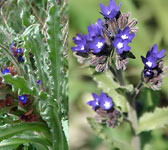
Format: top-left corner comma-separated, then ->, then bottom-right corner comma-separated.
2,74 -> 37,95
40,104 -> 68,150
61,119 -> 68,143
91,70 -> 127,112
0,137 -> 50,150
87,117 -> 132,150
116,84 -> 134,95
0,122 -> 51,142
47,1 -> 63,101
137,107 -> 168,134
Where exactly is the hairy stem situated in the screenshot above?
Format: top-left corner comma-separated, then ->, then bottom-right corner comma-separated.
116,70 -> 142,150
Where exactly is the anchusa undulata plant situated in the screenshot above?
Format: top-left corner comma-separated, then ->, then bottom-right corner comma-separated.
0,0 -> 68,150
72,0 -> 168,150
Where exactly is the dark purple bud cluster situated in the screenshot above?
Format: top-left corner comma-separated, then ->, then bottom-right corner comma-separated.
87,92 -> 121,128
141,44 -> 167,90
72,0 -> 138,72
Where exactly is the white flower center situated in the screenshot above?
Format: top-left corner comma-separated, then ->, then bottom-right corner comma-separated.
146,61 -> 152,67
96,42 -> 103,49
81,45 -> 84,50
107,10 -> 111,15
76,36 -> 80,40
117,42 -> 123,49
104,101 -> 111,109
121,34 -> 128,40
21,97 -> 24,100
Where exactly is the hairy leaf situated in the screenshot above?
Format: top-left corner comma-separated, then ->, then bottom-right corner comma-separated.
47,0 -> 63,101
2,74 -> 37,95
39,103 -> 68,150
137,107 -> 168,134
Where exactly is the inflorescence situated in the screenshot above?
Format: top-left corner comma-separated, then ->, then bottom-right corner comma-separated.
87,92 -> 121,128
72,0 -> 138,72
72,0 -> 168,128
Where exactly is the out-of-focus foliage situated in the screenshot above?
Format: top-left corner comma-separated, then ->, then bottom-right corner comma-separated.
69,0 -> 168,150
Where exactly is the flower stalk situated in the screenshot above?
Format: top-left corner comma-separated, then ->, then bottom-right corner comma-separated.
116,70 -> 142,150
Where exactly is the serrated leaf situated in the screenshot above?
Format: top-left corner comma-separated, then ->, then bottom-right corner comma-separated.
2,74 -> 37,95
91,70 -> 127,112
137,107 -> 168,134
47,1 -> 63,101
40,104 -> 68,150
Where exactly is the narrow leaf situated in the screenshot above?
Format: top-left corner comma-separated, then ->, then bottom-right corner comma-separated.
47,1 -> 63,100
0,122 -> 51,141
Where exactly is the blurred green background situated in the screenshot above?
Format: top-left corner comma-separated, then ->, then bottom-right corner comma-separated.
69,0 -> 168,150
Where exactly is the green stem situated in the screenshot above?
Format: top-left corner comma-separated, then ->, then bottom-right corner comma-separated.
116,70 -> 142,150
0,43 -> 24,76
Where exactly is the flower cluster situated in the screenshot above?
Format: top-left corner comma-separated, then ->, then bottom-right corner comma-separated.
72,0 -> 137,72
10,42 -> 24,62
87,92 -> 121,128
141,44 -> 167,90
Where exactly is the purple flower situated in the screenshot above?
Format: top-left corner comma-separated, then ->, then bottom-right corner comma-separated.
19,94 -> 27,104
141,44 -> 165,69
116,27 -> 135,42
112,37 -> 130,54
87,93 -> 100,110
99,92 -> 113,110
1,68 -> 10,75
18,56 -> 24,62
88,19 -> 103,37
99,0 -> 121,19
9,42 -> 15,51
37,80 -> 41,85
88,37 -> 105,53
71,34 -> 88,53
16,48 -> 22,54
87,92 -> 113,111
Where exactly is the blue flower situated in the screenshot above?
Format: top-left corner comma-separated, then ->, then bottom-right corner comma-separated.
87,92 -> 113,111
99,92 -> 113,110
99,0 -> 121,19
18,94 -> 27,104
37,80 -> 41,85
88,37 -> 105,53
18,56 -> 24,62
1,68 -> 10,75
87,19 -> 105,54
112,37 -> 130,54
144,69 -> 154,77
141,44 -> 165,69
71,34 -> 89,53
88,19 -> 103,37
112,27 -> 135,55
116,27 -> 135,42
16,48 -> 22,54
87,93 -> 100,110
